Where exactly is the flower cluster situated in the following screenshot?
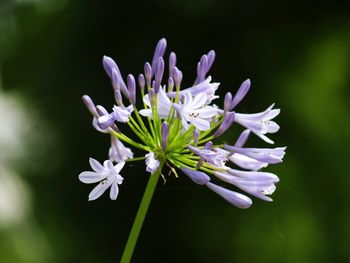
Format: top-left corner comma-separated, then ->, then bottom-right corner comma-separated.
79,38 -> 286,208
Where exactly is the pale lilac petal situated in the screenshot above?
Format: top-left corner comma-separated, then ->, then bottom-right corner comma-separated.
195,107 -> 218,119
110,181 -> 119,200
114,161 -> 126,174
139,109 -> 153,117
89,158 -> 104,172
88,176 -> 114,201
228,153 -> 268,171
191,93 -> 208,109
79,171 -> 105,184
191,118 -> 210,131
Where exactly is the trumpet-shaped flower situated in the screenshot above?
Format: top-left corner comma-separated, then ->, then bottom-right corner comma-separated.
173,92 -> 218,131
145,152 -> 160,174
79,158 -> 125,201
109,137 -> 134,162
139,88 -> 172,119
234,104 -> 280,144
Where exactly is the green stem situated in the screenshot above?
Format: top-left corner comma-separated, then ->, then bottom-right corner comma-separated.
120,159 -> 164,263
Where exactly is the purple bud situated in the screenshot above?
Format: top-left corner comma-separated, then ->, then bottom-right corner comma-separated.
95,105 -> 119,132
148,88 -> 156,108
96,105 -> 109,116
206,182 -> 252,209
82,95 -> 98,117
196,141 -> 213,168
231,79 -> 251,110
206,50 -> 216,70
169,52 -> 177,75
172,67 -> 183,87
127,74 -> 136,105
112,69 -> 129,99
224,92 -> 233,113
193,129 -> 200,145
214,112 -> 235,137
151,38 -> 167,74
194,55 -> 208,85
235,129 -> 251,148
154,57 -> 164,93
161,122 -> 169,150
138,74 -> 145,93
167,77 -> 174,93
144,62 -> 152,87
114,90 -> 123,106
102,56 -> 118,78
97,114 -> 115,130
111,69 -> 120,91
180,167 -> 210,185
204,141 -> 213,150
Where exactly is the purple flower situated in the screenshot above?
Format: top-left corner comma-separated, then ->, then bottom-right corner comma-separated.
173,92 -> 218,131
206,182 -> 252,209
139,88 -> 172,119
214,170 -> 279,201
224,145 -> 286,164
214,148 -> 268,171
188,145 -> 228,167
180,167 -> 210,185
145,152 -> 160,174
234,104 -> 280,144
97,105 -> 134,129
109,137 -> 134,162
168,76 -> 219,104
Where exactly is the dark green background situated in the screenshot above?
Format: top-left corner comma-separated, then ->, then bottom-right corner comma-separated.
0,0 -> 349,262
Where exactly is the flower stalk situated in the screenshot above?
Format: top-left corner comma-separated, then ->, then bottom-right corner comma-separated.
120,159 -> 164,263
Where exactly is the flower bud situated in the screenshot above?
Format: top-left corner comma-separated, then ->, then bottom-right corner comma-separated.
127,74 -> 136,105
206,182 -> 252,209
161,122 -> 169,150
180,167 -> 210,185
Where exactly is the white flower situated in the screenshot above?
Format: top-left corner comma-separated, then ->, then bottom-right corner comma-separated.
98,105 -> 133,128
234,104 -> 280,144
112,104 -> 134,122
79,158 -> 125,201
145,152 -> 160,174
168,76 -> 219,104
109,137 -> 134,162
173,92 -> 218,131
139,88 -> 172,119
215,148 -> 268,171
189,145 -> 228,167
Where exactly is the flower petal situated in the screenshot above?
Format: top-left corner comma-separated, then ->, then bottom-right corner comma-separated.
79,171 -> 105,184
114,161 -> 125,174
109,180 -> 119,200
88,176 -> 114,201
89,158 -> 104,172
192,118 -> 210,131
191,93 -> 207,109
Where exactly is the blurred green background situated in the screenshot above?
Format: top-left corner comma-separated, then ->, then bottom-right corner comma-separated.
0,0 -> 350,262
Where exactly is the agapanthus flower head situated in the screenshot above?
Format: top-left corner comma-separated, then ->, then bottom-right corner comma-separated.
79,38 -> 286,208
